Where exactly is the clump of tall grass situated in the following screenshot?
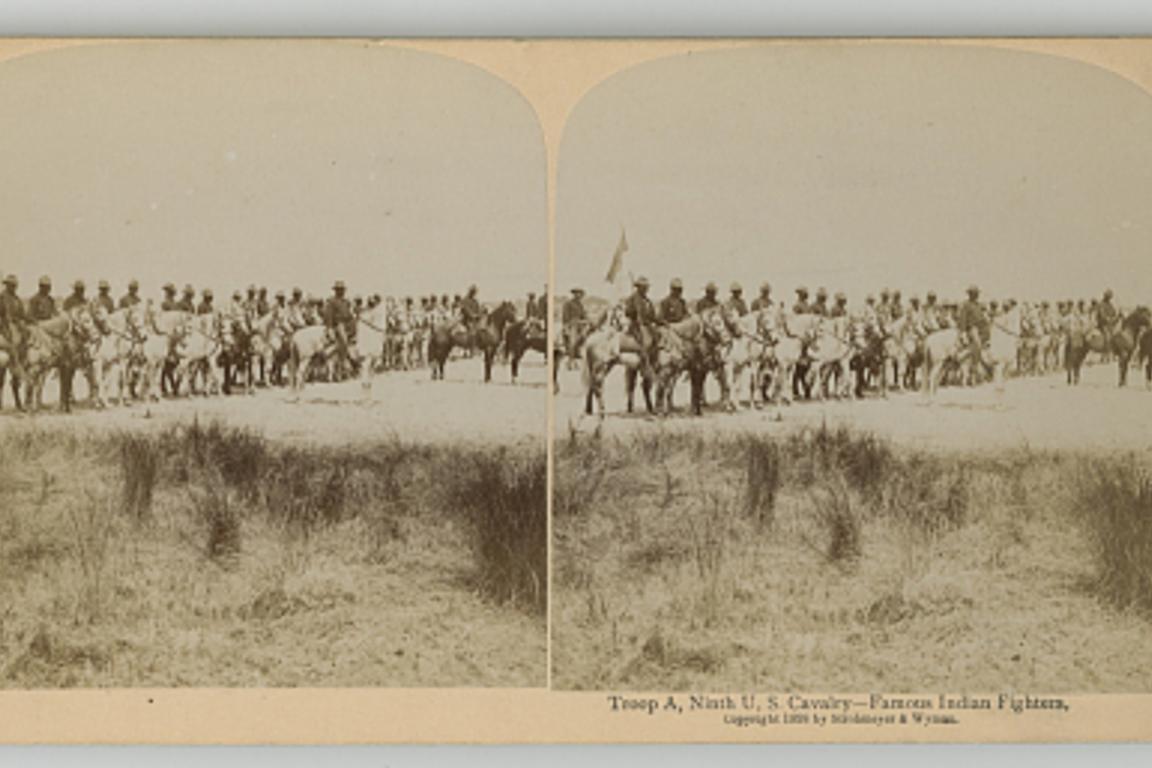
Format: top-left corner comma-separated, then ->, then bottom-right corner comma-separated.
806,474 -> 861,567
742,436 -> 781,527
450,449 -> 547,615
169,419 -> 268,502
64,490 -> 117,624
188,468 -> 241,564
118,432 -> 159,521
554,435 -> 610,518
1078,459 -> 1152,613
880,455 -> 969,536
785,423 -> 895,498
687,490 -> 735,627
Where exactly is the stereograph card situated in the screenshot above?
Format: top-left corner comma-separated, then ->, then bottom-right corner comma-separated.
0,37 -> 1149,743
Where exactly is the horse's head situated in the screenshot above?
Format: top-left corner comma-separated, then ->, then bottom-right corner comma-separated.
700,307 -> 733,346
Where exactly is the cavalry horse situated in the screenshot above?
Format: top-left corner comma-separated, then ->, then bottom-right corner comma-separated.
0,324 -> 26,411
651,306 -> 733,416
136,305 -> 190,401
181,311 -> 224,396
1064,309 -> 1149,387
86,304 -> 143,407
921,326 -> 970,398
426,302 -> 513,383
23,308 -> 99,413
504,314 -> 548,384
763,310 -> 821,405
721,310 -> 775,409
581,304 -> 655,417
285,324 -> 334,396
354,304 -> 390,397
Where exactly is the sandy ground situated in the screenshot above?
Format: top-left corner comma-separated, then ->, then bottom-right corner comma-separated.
2,357 -> 548,446
555,360 -> 1152,453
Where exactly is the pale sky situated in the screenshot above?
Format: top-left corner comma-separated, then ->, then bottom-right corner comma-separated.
556,45 -> 1152,305
0,41 -> 547,300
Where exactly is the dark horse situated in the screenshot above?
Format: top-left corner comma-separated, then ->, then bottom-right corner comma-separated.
503,315 -> 548,384
1065,308 -> 1150,386
652,308 -> 731,417
0,325 -> 26,411
427,302 -> 514,383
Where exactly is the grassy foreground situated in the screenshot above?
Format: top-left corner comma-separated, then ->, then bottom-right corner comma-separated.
553,424 -> 1152,691
0,421 -> 545,688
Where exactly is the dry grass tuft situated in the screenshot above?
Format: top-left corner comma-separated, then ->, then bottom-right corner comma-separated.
118,432 -> 158,521
450,449 -> 547,615
1079,459 -> 1152,614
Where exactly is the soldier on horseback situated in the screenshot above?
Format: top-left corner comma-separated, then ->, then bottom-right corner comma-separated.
324,280 -> 355,380
829,291 -> 848,319
62,280 -> 87,313
696,282 -> 720,313
118,279 -> 141,310
750,282 -> 774,313
94,281 -> 115,314
625,276 -> 658,368
1096,289 -> 1119,339
810,287 -> 829,317
562,287 -> 588,366
29,277 -> 57,321
658,278 -> 689,323
197,289 -> 216,316
177,284 -> 196,313
459,285 -> 484,331
161,283 -> 179,312
792,287 -> 811,315
957,285 -> 991,384
725,283 -> 748,317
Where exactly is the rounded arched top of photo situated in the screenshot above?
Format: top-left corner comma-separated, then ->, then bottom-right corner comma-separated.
555,43 -> 1152,305
0,40 -> 547,301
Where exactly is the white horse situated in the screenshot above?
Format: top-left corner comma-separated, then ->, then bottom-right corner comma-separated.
808,315 -> 857,400
87,304 -> 143,407
286,324 -> 332,396
136,304 -> 189,401
763,310 -> 820,405
181,311 -> 223,396
355,305 -> 390,398
721,310 -> 774,409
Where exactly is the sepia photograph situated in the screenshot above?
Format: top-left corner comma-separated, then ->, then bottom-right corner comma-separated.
552,44 -> 1152,692
0,41 -> 548,688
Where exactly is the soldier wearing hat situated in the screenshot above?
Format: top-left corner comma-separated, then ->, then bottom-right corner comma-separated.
810,287 -> 829,318
94,280 -> 114,314
197,289 -> 216,316
254,286 -> 269,318
725,282 -> 748,317
750,282 -> 774,313
62,280 -> 88,313
161,283 -> 179,312
792,286 -> 811,315
324,281 -> 355,379
562,287 -> 588,365
177,284 -> 196,313
118,280 -> 141,310
285,288 -> 307,330
624,276 -> 657,367
890,290 -> 904,321
458,284 -> 483,331
957,285 -> 990,368
535,287 -> 549,324
829,291 -> 848,319
29,276 -> 57,322
658,278 -> 689,324
923,291 -> 943,331
1096,288 -> 1118,336
0,274 -> 26,342
696,281 -> 720,314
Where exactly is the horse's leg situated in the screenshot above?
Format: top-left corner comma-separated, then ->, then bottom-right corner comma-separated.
624,367 -> 636,413
510,348 -> 521,384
